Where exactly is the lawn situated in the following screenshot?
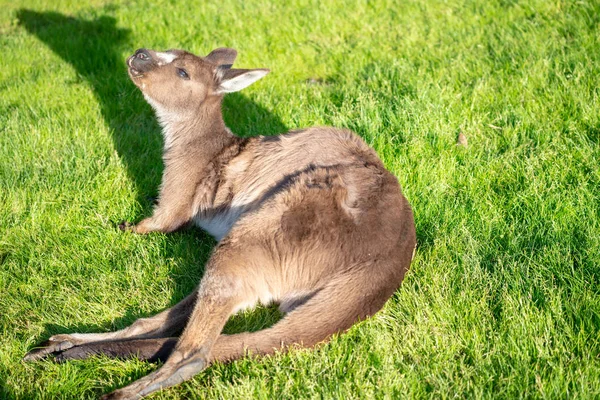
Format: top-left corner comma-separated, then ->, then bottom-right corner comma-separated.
1,0 -> 599,398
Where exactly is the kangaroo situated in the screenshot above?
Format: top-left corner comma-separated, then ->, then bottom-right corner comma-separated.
24,47 -> 416,399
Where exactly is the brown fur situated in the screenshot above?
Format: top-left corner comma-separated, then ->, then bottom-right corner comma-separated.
24,47 -> 416,399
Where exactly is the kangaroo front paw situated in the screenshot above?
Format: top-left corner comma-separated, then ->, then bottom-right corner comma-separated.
118,221 -> 134,232
23,334 -> 79,362
118,218 -> 155,234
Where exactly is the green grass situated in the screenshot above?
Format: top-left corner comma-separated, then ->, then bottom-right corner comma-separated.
1,0 -> 599,398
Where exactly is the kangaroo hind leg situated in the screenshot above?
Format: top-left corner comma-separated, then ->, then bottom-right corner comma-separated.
54,269 -> 398,367
54,337 -> 178,363
100,244 -> 266,399
23,290 -> 197,362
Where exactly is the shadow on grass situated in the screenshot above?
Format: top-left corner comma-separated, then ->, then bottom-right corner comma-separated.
16,8 -> 287,390
17,9 -> 162,200
0,375 -> 10,400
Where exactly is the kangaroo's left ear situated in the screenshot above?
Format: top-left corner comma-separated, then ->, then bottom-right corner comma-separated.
205,48 -> 237,68
216,68 -> 270,94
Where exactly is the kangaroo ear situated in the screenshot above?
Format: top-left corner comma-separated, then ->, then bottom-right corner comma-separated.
205,48 -> 237,68
216,68 -> 270,94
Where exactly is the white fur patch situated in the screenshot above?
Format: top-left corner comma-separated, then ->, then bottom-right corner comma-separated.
194,208 -> 243,241
155,51 -> 177,65
143,93 -> 178,147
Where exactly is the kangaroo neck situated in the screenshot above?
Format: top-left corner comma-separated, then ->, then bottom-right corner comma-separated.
160,96 -> 236,163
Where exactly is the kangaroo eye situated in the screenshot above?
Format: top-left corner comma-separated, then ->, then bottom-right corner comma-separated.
177,68 -> 189,80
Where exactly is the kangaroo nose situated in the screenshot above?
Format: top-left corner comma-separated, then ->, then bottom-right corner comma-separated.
135,48 -> 151,61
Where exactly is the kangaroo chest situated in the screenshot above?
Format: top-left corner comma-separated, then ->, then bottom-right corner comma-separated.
192,152 -> 262,241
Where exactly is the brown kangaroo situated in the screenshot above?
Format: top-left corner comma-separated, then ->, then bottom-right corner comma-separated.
24,47 -> 416,399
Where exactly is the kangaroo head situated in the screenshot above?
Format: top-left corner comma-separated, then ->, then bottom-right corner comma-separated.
127,47 -> 269,117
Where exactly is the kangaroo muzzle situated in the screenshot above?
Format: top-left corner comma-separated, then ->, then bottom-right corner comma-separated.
128,48 -> 156,76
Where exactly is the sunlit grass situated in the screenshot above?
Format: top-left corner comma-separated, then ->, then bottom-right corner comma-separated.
1,0 -> 599,398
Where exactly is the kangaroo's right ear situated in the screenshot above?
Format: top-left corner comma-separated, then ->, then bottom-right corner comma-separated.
216,68 -> 270,94
205,48 -> 237,69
